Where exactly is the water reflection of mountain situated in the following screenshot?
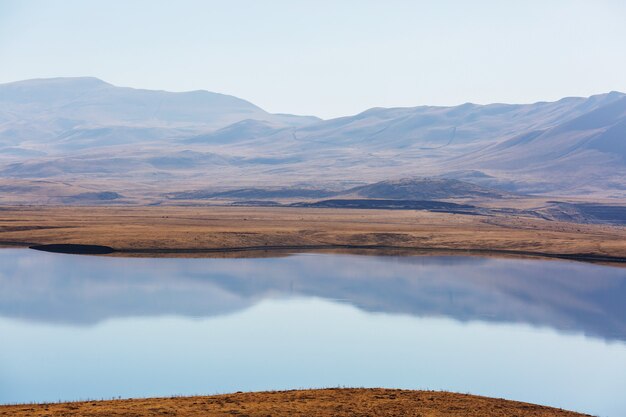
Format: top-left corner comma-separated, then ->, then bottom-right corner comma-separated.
1,250 -> 625,341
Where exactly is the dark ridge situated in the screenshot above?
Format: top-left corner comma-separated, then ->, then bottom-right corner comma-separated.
61,191 -> 123,202
566,203 -> 626,225
545,202 -> 626,225
166,178 -> 512,202
343,177 -> 510,199
30,244 -> 115,255
167,188 -> 335,200
229,200 -> 282,206
291,199 -> 477,212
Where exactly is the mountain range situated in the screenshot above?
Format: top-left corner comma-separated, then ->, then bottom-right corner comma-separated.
1,77 -> 626,203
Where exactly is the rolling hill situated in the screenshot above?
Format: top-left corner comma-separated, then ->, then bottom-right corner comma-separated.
166,178 -> 509,202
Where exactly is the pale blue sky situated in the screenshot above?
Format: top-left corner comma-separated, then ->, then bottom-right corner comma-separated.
1,0 -> 625,118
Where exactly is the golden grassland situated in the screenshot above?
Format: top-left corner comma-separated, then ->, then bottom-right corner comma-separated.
0,389 -> 591,417
0,205 -> 625,261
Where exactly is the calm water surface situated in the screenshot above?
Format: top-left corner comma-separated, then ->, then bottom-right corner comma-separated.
1,250 -> 625,416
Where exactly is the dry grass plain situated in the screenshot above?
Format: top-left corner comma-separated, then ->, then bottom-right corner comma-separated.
0,389 -> 591,417
0,205 -> 625,262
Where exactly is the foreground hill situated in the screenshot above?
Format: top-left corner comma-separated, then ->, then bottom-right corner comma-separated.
0,388 -> 591,417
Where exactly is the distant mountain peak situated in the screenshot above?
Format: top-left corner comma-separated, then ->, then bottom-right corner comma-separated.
1,76 -> 112,89
0,77 -> 318,131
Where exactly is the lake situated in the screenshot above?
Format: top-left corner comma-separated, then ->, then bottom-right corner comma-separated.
1,249 -> 625,416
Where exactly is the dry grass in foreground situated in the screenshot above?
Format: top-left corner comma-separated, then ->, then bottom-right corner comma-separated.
0,389 -> 591,417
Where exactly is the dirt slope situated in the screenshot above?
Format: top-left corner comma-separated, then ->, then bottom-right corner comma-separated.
0,389 -> 591,417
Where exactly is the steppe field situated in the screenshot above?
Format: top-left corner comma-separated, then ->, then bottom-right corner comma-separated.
1,205 -> 625,263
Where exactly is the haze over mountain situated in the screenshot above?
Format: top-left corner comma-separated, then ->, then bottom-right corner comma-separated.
0,77 -> 318,148
1,77 -> 625,203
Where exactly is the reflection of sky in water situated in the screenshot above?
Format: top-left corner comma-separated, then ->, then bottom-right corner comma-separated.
0,250 -> 625,416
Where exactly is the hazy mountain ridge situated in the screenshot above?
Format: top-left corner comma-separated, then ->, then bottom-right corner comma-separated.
1,77 -> 626,200
458,95 -> 626,169
0,77 -> 319,151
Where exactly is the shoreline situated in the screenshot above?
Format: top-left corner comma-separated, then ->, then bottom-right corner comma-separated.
25,242 -> 626,265
0,388 -> 592,417
2,205 -> 626,265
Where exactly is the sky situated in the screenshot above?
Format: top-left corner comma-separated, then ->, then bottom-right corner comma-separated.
1,0 -> 626,119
